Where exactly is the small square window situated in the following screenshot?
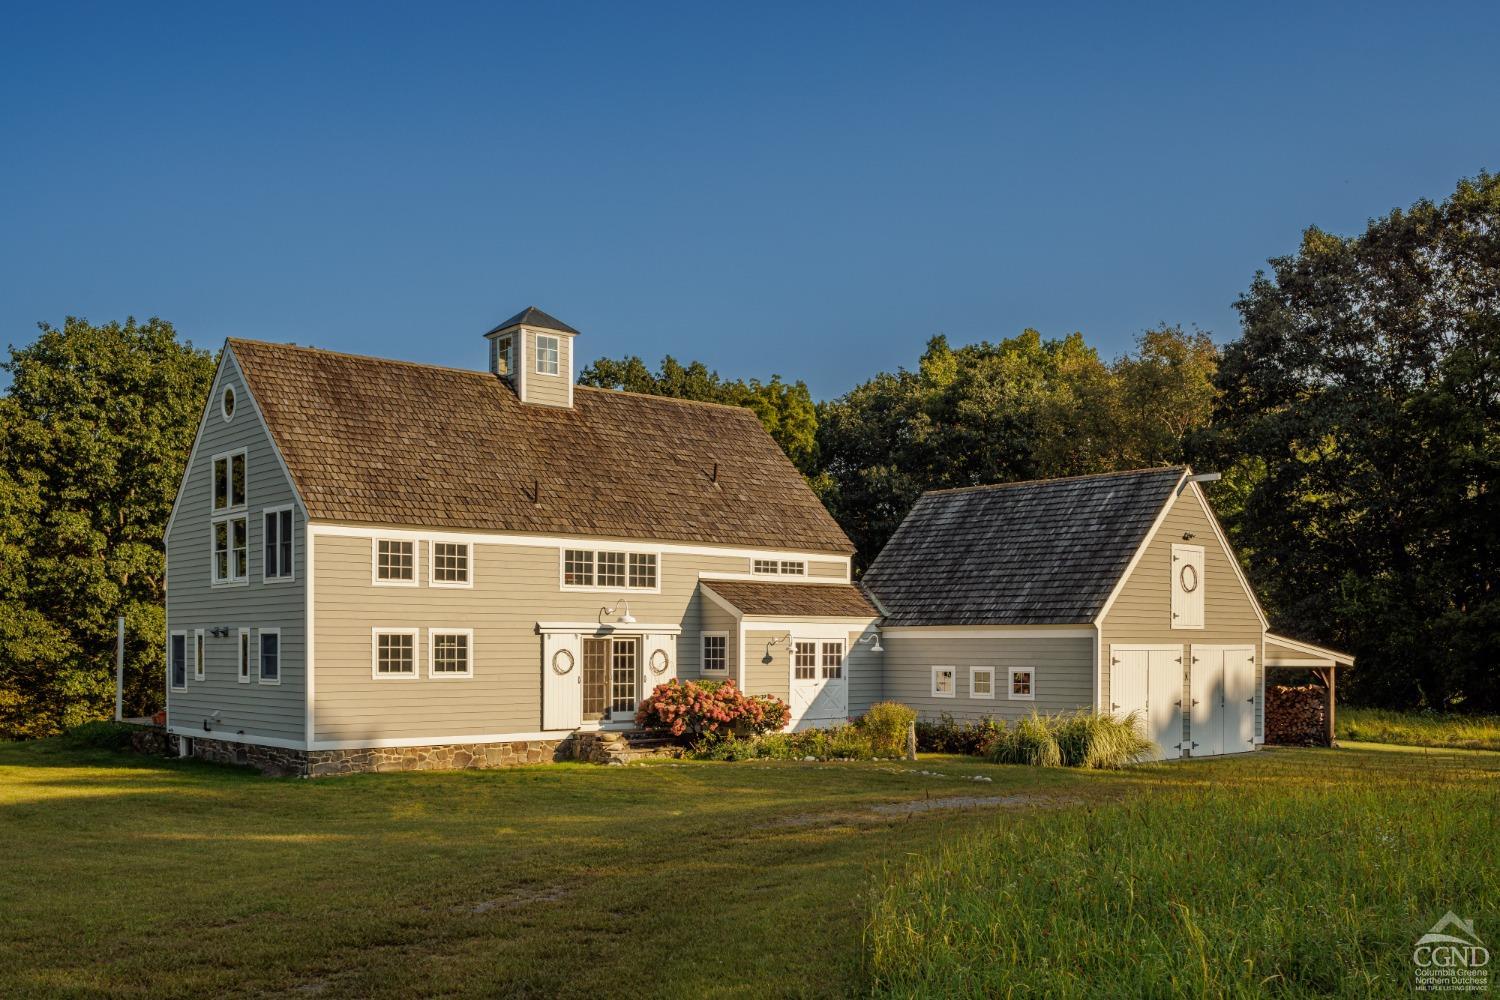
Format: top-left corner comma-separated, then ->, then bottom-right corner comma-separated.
597,551 -> 626,588
932,666 -> 956,698
535,334 -> 560,375
564,549 -> 594,586
971,667 -> 994,699
432,542 -> 470,585
1009,668 -> 1034,700
702,634 -> 727,673
375,631 -> 417,678
376,540 -> 415,582
793,641 -> 817,680
781,560 -> 806,576
628,552 -> 657,589
430,630 -> 472,678
820,642 -> 843,679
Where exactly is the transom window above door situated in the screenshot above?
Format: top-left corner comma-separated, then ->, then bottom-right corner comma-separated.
562,549 -> 659,591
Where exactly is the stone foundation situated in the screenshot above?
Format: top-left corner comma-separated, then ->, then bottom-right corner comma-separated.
173,734 -> 577,777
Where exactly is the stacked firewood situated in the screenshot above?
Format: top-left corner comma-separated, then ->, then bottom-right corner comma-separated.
1265,684 -> 1329,746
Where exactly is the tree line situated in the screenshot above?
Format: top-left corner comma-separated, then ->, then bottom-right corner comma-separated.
2,174 -> 1495,736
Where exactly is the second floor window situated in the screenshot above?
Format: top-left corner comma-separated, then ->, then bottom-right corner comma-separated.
563,549 -> 658,590
213,516 -> 248,584
212,451 -> 246,511
264,509 -> 293,579
431,542 -> 470,585
753,559 -> 806,577
535,334 -> 560,375
376,539 -> 415,582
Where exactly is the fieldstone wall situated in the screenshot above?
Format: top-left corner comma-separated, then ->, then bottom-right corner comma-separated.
176,735 -> 576,777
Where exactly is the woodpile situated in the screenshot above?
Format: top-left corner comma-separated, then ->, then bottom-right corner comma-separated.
1265,684 -> 1329,746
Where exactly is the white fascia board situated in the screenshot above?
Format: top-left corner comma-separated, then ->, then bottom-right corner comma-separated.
1091,469 -> 1187,625
1265,632 -> 1354,665
880,626 -> 1095,639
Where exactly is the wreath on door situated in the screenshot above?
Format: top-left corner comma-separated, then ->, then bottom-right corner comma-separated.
649,649 -> 670,675
552,648 -> 575,675
1179,564 -> 1199,594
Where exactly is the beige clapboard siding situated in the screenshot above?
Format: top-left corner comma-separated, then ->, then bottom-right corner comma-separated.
741,627 -> 880,719
880,634 -> 1094,722
312,534 -> 746,742
808,560 -> 847,580
699,595 -> 738,680
520,329 -> 571,408
166,353 -> 307,742
1099,487 -> 1264,738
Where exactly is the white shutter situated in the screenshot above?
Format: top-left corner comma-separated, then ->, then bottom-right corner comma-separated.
1171,544 -> 1205,629
541,632 -> 582,731
642,632 -> 677,697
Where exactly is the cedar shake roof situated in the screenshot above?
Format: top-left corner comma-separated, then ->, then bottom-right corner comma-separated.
486,306 -> 580,337
702,581 -> 879,618
862,467 -> 1186,626
227,339 -> 852,554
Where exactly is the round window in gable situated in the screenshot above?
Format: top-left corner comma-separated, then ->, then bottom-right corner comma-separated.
1179,563 -> 1199,594
221,386 -> 236,422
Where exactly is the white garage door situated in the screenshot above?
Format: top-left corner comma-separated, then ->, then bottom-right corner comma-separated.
1189,645 -> 1256,756
1108,645 -> 1183,760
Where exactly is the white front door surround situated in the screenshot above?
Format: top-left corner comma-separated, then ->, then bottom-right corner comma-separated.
537,623 -> 681,731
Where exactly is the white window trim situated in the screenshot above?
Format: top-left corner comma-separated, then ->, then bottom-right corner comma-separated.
750,558 -> 809,578
237,628 -> 251,684
428,628 -> 475,679
220,385 -> 236,423
262,505 -> 296,584
428,540 -> 474,589
534,333 -> 560,375
209,447 -> 248,514
372,627 -> 421,680
970,665 -> 994,699
257,627 -> 282,686
557,548 -> 663,594
931,665 -> 956,698
371,537 -> 420,587
700,631 -> 729,674
169,630 -> 188,691
194,629 -> 206,682
211,513 -> 250,588
1009,666 -> 1036,701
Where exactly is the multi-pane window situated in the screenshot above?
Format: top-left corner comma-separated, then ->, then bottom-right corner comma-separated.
793,641 -> 817,680
702,634 -> 727,673
932,666 -> 956,697
259,630 -> 280,683
375,631 -> 417,677
376,540 -> 415,582
820,641 -> 844,679
432,542 -> 470,585
1010,668 -> 1034,700
213,516 -> 248,583
212,451 -> 246,511
239,629 -> 250,682
971,666 -> 994,698
563,549 -> 659,590
752,559 -> 806,576
170,633 -> 187,689
535,334 -> 560,375
430,631 -> 472,677
495,334 -> 515,376
195,631 -> 206,681
264,509 -> 293,579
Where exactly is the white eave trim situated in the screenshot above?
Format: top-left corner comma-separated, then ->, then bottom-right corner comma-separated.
1265,632 -> 1354,666
880,626 -> 1095,639
535,621 -> 684,636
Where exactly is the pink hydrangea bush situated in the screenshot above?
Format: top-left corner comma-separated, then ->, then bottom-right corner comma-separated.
635,679 -> 790,741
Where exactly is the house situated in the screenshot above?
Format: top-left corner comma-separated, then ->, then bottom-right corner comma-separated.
860,467 -> 1353,759
163,307 -> 1349,774
163,308 -> 879,775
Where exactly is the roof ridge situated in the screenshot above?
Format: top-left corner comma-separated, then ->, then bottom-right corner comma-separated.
922,466 -> 1186,497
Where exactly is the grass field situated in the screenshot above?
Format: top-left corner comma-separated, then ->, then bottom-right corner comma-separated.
2,739 -> 1495,998
1337,706 -> 1500,752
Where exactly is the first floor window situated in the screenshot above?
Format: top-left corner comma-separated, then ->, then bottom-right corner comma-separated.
170,633 -> 187,689
702,634 -> 727,673
238,629 -> 250,682
820,641 -> 844,679
264,508 -> 294,579
932,665 -> 955,698
971,666 -> 994,699
793,641 -> 817,680
374,630 -> 417,677
259,630 -> 280,683
213,516 -> 248,583
194,630 -> 206,681
430,630 -> 473,677
376,539 -> 415,582
1010,667 -> 1034,700
432,542 -> 470,584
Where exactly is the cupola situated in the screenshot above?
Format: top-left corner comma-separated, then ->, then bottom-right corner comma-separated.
484,306 -> 579,408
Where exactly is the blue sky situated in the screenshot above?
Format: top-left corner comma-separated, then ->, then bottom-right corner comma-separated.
2,2 -> 1496,398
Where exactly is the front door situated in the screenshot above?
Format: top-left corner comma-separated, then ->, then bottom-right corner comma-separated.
789,638 -> 848,729
582,639 -> 610,722
580,637 -> 642,723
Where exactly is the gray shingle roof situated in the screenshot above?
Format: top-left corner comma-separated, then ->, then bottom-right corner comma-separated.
862,467 -> 1186,626
485,306 -> 580,337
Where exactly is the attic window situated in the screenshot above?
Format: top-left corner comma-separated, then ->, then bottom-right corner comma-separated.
752,559 -> 807,577
221,386 -> 236,421
535,335 -> 560,375
495,335 -> 515,377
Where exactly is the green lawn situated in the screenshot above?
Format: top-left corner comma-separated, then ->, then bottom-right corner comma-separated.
1337,706 -> 1500,752
2,740 -> 1495,998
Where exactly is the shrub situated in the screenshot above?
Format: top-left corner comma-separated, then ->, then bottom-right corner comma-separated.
915,713 -> 1002,754
635,680 -> 790,741
59,721 -> 137,751
984,711 -> 1153,769
857,702 -> 917,757
689,723 -> 882,761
